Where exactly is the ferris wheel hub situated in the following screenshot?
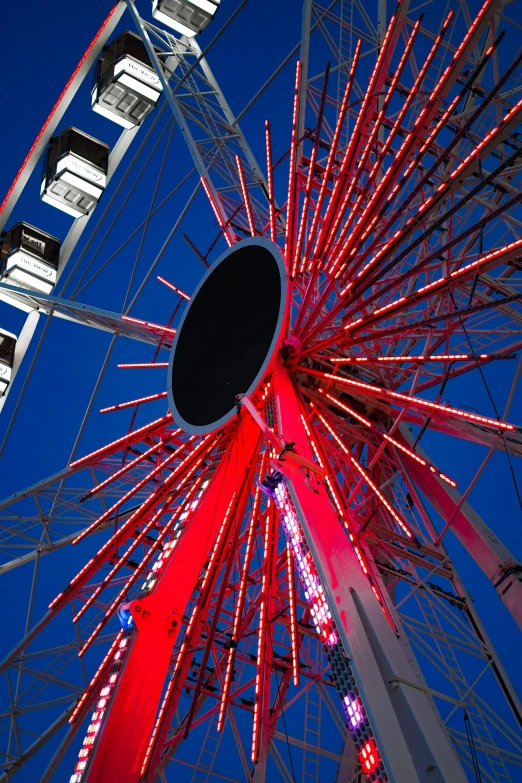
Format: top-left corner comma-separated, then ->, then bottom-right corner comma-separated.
167,236 -> 288,434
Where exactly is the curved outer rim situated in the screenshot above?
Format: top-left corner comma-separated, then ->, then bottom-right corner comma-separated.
167,236 -> 289,435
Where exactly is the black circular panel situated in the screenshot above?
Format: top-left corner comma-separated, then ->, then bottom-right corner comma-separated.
168,237 -> 287,434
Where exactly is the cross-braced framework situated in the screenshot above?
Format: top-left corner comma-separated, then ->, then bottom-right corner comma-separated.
1,0 -> 522,782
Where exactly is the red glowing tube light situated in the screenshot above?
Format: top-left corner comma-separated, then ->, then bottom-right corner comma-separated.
319,389 -> 372,427
300,11 -> 444,341
307,242 -> 522,364
50,436 -> 213,610
348,454 -> 413,538
70,635 -> 131,782
200,176 -> 233,247
201,494 -> 236,593
69,413 -> 172,468
273,483 -> 337,646
84,439 -> 166,499
265,120 -> 277,242
349,94 -> 522,290
302,39 -> 361,272
345,201 -> 522,304
317,370 -> 516,432
316,13 -> 396,262
327,18 -> 422,274
317,391 -> 457,487
100,390 -> 168,413
286,542 -> 300,686
0,3 -> 121,217
287,60 -> 301,278
329,353 -> 504,364
268,475 -> 386,779
142,676 -> 176,775
299,412 -> 324,469
72,501 -> 172,624
157,275 -> 190,300
359,738 -> 381,777
72,438 -> 191,545
122,315 -> 176,334
117,362 -> 169,368
251,506 -> 272,762
69,630 -> 124,724
78,464 -> 207,656
218,479 -> 263,731
314,408 -> 413,538
331,10 -> 461,278
296,143 -> 318,274
236,155 -> 256,237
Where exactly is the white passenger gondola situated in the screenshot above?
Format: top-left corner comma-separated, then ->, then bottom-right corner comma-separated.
152,0 -> 220,37
40,128 -> 109,218
0,329 -> 16,396
0,222 -> 60,295
92,31 -> 162,129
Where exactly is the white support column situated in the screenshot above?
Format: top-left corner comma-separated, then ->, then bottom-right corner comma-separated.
273,364 -> 467,783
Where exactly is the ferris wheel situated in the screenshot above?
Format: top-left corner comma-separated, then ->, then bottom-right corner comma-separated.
1,0 -> 522,781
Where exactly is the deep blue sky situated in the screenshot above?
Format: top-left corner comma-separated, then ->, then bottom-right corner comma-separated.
1,0 -> 522,779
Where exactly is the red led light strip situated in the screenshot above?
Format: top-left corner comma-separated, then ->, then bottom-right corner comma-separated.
201,494 -> 236,594
218,479 -> 263,731
301,39 -> 361,273
236,155 -> 256,236
72,500 -> 172,624
50,435 -> 214,610
286,542 -> 299,686
318,390 -> 456,487
310,368 -> 516,432
265,120 -> 277,242
117,362 -> 169,368
69,630 -> 124,724
69,413 -> 172,468
329,353 -> 507,364
329,6 -> 481,280
287,61 -> 302,278
296,140 -> 319,274
71,436 -> 195,545
200,176 -> 233,247
314,407 -> 413,537
100,390 -> 168,413
314,13 -> 397,264
70,634 -> 131,781
157,275 -> 190,300
299,13 -> 455,342
334,2 -> 495,281
338,95 -> 522,287
303,403 -> 392,623
78,462 -> 209,657
327,17 -> 422,275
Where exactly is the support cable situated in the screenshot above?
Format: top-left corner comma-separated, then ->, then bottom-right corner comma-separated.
463,710 -> 483,783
